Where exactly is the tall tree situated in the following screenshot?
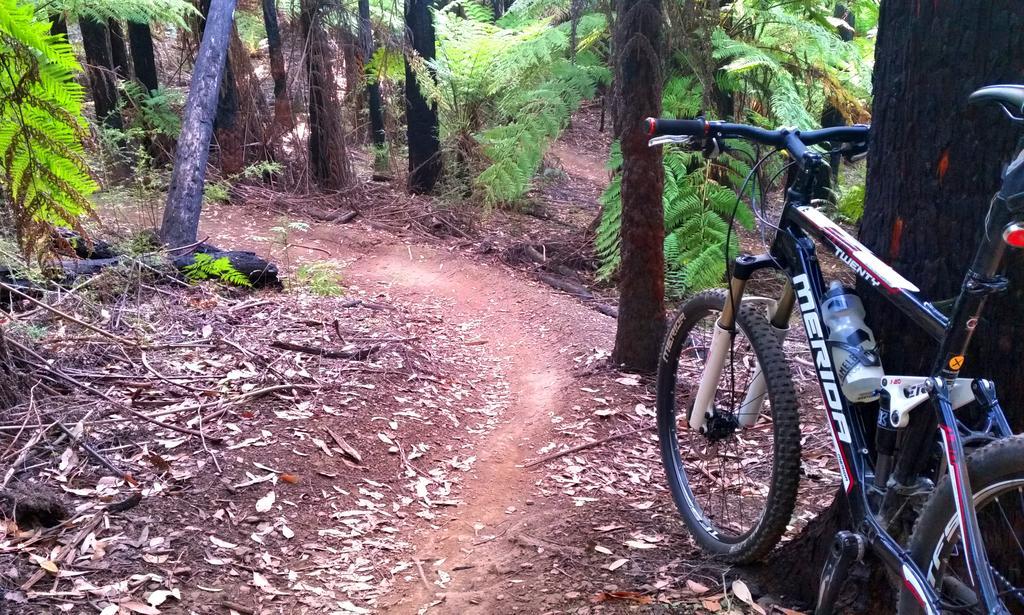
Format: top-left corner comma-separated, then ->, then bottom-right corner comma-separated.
405,0 -> 441,194
160,0 -> 237,248
358,0 -> 387,169
609,0 -> 664,371
108,20 -> 130,79
301,0 -> 353,189
762,2 -> 1024,610
261,0 -> 292,134
79,18 -> 123,129
128,22 -> 159,92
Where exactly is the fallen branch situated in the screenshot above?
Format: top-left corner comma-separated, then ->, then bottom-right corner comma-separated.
271,339 -> 380,360
523,424 -> 655,468
534,273 -> 617,319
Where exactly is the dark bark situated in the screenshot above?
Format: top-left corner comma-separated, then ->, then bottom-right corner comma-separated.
342,28 -> 364,138
358,0 -> 387,166
48,249 -> 279,288
79,19 -> 123,130
261,0 -> 293,133
609,0 -> 664,372
49,15 -> 68,38
214,29 -> 270,174
405,0 -> 442,194
0,328 -> 22,410
490,0 -> 504,19
860,1 -> 1024,437
108,20 -> 131,79
301,0 -> 353,189
128,22 -> 159,93
160,0 -> 238,248
214,36 -> 245,174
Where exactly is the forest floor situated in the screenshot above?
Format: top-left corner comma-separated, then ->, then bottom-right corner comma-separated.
0,104 -> 841,615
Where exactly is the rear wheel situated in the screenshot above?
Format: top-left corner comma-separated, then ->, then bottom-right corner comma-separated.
899,435 -> 1024,614
656,290 -> 801,563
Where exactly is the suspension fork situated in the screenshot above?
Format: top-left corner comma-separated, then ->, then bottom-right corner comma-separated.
737,281 -> 795,427
690,255 -> 786,431
689,275 -> 749,430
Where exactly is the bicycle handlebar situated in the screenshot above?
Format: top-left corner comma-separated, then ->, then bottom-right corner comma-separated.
645,117 -> 869,158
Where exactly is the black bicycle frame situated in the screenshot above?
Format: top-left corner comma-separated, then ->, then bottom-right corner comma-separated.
746,148 -> 1023,614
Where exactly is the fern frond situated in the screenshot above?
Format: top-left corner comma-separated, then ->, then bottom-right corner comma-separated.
0,0 -> 97,258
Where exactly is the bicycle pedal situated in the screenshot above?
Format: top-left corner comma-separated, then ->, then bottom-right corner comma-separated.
814,531 -> 865,615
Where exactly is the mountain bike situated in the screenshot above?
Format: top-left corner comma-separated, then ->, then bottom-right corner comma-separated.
650,84 -> 1024,615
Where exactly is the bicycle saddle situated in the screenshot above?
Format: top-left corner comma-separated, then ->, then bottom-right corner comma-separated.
968,84 -> 1024,118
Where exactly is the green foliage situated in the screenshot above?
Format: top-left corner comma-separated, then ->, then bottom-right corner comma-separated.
0,0 -> 98,257
242,160 -> 285,180
235,10 -> 267,53
182,253 -> 253,287
836,183 -> 865,223
203,181 -> 231,204
596,142 -> 755,297
712,0 -> 871,127
120,82 -> 182,138
38,0 -> 198,27
429,7 -> 610,206
596,75 -> 758,297
294,262 -> 345,297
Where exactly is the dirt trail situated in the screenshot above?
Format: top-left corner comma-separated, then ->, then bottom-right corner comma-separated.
196,211 -> 616,613
351,245 -> 579,613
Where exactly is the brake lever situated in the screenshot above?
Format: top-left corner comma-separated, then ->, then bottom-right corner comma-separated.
648,135 -> 694,147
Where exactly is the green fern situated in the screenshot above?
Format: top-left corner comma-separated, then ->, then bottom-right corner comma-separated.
0,0 -> 98,258
427,8 -> 609,206
182,253 -> 253,287
38,0 -> 199,27
712,1 -> 871,127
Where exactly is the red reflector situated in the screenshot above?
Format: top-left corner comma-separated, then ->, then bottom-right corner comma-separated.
1004,225 -> 1024,247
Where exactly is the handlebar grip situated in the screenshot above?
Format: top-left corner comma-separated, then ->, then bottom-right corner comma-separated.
645,117 -> 708,137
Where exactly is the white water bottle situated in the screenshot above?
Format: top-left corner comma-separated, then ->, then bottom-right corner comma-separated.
821,281 -> 883,402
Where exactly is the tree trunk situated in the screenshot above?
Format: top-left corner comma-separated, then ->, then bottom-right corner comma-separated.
214,28 -> 270,174
128,22 -> 159,93
342,27 -> 364,138
160,0 -> 238,248
609,0 -> 664,372
358,0 -> 387,169
108,20 -> 131,79
762,3 -> 1024,610
405,0 -> 442,194
301,0 -> 353,190
860,1 -> 1024,444
79,18 -> 123,130
261,0 -> 293,134
50,15 -> 68,38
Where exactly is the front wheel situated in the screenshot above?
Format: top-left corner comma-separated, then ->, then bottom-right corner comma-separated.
899,435 -> 1024,614
656,290 -> 801,563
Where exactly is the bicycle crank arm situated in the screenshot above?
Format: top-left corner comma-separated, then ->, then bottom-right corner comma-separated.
814,531 -> 865,615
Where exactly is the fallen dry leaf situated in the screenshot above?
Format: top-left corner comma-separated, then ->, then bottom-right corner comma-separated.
606,558 -> 628,571
591,590 -> 653,605
209,536 -> 238,549
121,601 -> 161,615
732,579 -> 765,614
686,579 -> 710,594
255,490 -> 276,513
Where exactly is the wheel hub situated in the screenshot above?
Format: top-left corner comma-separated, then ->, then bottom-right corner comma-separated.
702,407 -> 739,441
